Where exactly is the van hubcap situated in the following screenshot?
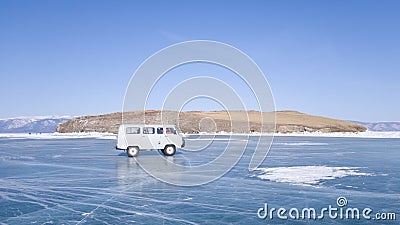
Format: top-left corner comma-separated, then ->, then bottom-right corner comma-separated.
128,147 -> 138,157
166,147 -> 173,154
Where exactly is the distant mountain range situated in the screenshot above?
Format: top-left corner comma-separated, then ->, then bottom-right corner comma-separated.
350,121 -> 400,132
0,116 -> 72,133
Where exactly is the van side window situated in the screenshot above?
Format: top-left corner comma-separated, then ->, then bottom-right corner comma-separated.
126,127 -> 140,134
166,127 -> 176,134
157,127 -> 163,134
143,127 -> 155,134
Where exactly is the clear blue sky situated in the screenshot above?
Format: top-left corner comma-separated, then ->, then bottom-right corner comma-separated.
0,0 -> 399,122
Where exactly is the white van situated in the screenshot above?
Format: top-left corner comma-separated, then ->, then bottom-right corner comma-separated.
116,124 -> 185,157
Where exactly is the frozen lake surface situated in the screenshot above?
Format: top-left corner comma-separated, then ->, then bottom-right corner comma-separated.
1,135 -> 399,224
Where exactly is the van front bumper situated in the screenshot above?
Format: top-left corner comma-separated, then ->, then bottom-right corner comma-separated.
115,145 -> 125,150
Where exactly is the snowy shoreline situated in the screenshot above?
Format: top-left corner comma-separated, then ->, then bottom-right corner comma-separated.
191,131 -> 400,138
0,130 -> 400,139
273,131 -> 400,138
0,132 -> 116,140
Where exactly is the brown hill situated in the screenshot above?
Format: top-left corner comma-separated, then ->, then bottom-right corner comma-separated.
56,110 -> 366,134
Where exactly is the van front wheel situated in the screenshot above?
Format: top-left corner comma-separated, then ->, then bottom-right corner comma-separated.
163,145 -> 176,156
127,146 -> 139,157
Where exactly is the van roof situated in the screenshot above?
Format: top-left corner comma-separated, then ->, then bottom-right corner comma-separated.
120,124 -> 177,127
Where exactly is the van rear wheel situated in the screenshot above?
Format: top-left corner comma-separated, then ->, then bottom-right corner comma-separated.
163,145 -> 176,156
127,146 -> 139,157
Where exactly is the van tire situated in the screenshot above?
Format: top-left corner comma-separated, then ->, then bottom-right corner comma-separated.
127,146 -> 139,157
163,145 -> 176,156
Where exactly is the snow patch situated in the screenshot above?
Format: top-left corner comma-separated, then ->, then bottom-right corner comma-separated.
253,166 -> 374,187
